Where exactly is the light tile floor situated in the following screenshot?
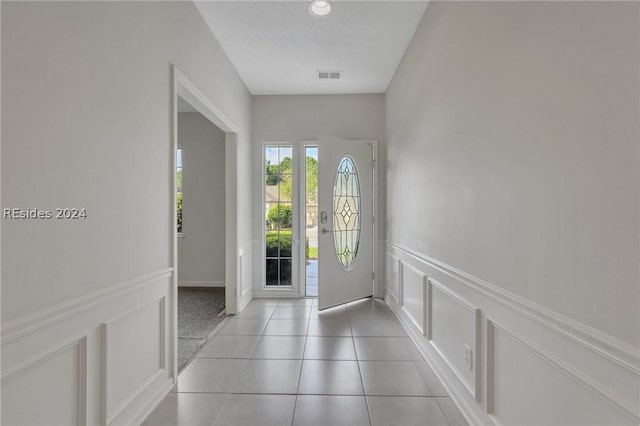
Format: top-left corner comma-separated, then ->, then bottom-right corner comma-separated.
143,298 -> 468,426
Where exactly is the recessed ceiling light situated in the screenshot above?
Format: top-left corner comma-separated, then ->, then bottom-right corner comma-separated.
309,0 -> 332,18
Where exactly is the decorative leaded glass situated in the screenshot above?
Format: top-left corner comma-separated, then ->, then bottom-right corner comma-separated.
333,156 -> 360,269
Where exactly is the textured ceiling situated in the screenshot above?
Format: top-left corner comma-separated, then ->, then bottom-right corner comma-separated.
195,1 -> 428,95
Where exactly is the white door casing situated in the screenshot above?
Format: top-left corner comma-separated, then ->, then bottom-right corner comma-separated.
318,136 -> 376,310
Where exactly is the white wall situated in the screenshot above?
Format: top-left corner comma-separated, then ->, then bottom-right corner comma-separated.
251,95 -> 385,297
177,112 -> 226,287
1,2 -> 252,424
385,2 -> 639,425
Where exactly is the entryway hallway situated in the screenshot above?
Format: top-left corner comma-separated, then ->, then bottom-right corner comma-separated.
143,298 -> 467,425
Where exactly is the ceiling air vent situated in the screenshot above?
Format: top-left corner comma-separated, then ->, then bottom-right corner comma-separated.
318,70 -> 341,80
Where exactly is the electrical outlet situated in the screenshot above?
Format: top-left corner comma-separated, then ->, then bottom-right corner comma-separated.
464,344 -> 473,370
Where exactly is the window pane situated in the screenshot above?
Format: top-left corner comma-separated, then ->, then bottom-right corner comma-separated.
305,153 -> 317,205
278,175 -> 292,202
266,230 -> 279,257
265,146 -> 278,169
269,203 -> 292,229
279,259 -> 292,286
279,231 -> 292,257
266,259 -> 279,286
278,146 -> 293,174
305,205 -> 318,228
264,144 -> 294,288
265,202 -> 278,230
332,156 -> 361,269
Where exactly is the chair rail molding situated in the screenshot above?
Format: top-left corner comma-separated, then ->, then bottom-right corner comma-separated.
384,240 -> 639,371
1,268 -> 173,344
1,269 -> 174,426
383,240 -> 640,426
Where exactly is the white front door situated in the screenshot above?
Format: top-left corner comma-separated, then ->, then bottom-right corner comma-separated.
317,136 -> 376,310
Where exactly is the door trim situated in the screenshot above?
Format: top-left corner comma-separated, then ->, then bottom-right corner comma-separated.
171,65 -> 239,381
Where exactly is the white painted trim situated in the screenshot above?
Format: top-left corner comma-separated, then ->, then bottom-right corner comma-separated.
1,268 -> 172,343
385,295 -> 484,426
384,252 -> 401,305
427,278 -> 481,401
371,141 -> 383,300
399,260 -> 425,332
384,241 -> 640,373
107,370 -> 165,426
485,318 -> 495,415
385,241 -> 640,425
1,334 -> 89,425
486,318 -> 639,423
101,296 -> 167,425
260,140 -> 300,293
178,281 -> 225,288
174,68 -> 239,134
127,379 -> 174,426
171,65 -> 240,388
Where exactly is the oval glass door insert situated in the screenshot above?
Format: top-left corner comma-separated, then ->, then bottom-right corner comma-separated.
333,156 -> 361,269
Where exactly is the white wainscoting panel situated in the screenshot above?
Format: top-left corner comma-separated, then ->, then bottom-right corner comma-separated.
1,268 -> 175,426
385,252 -> 401,304
383,241 -> 640,426
238,242 -> 254,311
488,320 -> 636,426
400,261 -> 424,332
2,336 -> 87,426
103,297 -> 166,425
428,279 -> 480,399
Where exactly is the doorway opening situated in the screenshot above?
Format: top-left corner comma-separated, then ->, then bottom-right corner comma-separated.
304,146 -> 319,297
172,66 -> 240,380
175,97 -> 227,372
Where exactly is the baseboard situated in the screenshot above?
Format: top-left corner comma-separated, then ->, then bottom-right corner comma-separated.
383,241 -> 640,425
178,280 -> 225,288
130,378 -> 174,426
386,295 -> 488,426
1,269 -> 175,426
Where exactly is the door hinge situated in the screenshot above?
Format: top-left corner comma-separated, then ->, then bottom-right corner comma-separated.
372,271 -> 376,280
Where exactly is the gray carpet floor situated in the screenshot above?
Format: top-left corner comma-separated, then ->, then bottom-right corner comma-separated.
178,287 -> 225,372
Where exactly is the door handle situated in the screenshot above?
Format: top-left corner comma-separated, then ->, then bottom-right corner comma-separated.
320,211 -> 328,224
321,227 -> 334,235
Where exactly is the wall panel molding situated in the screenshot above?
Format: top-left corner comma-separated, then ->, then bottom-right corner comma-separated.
1,334 -> 88,425
399,261 -> 426,332
386,294 -> 486,426
1,269 -> 174,426
101,297 -> 167,425
1,268 -> 173,344
427,278 -> 481,400
486,319 -> 639,424
384,240 -> 640,425
237,241 -> 255,311
384,252 -> 401,305
385,241 -> 639,372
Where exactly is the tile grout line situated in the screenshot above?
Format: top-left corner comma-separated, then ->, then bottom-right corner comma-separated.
290,304 -> 312,426
349,303 -> 374,426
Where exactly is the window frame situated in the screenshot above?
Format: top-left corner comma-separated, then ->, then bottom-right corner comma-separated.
262,142 -> 298,290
